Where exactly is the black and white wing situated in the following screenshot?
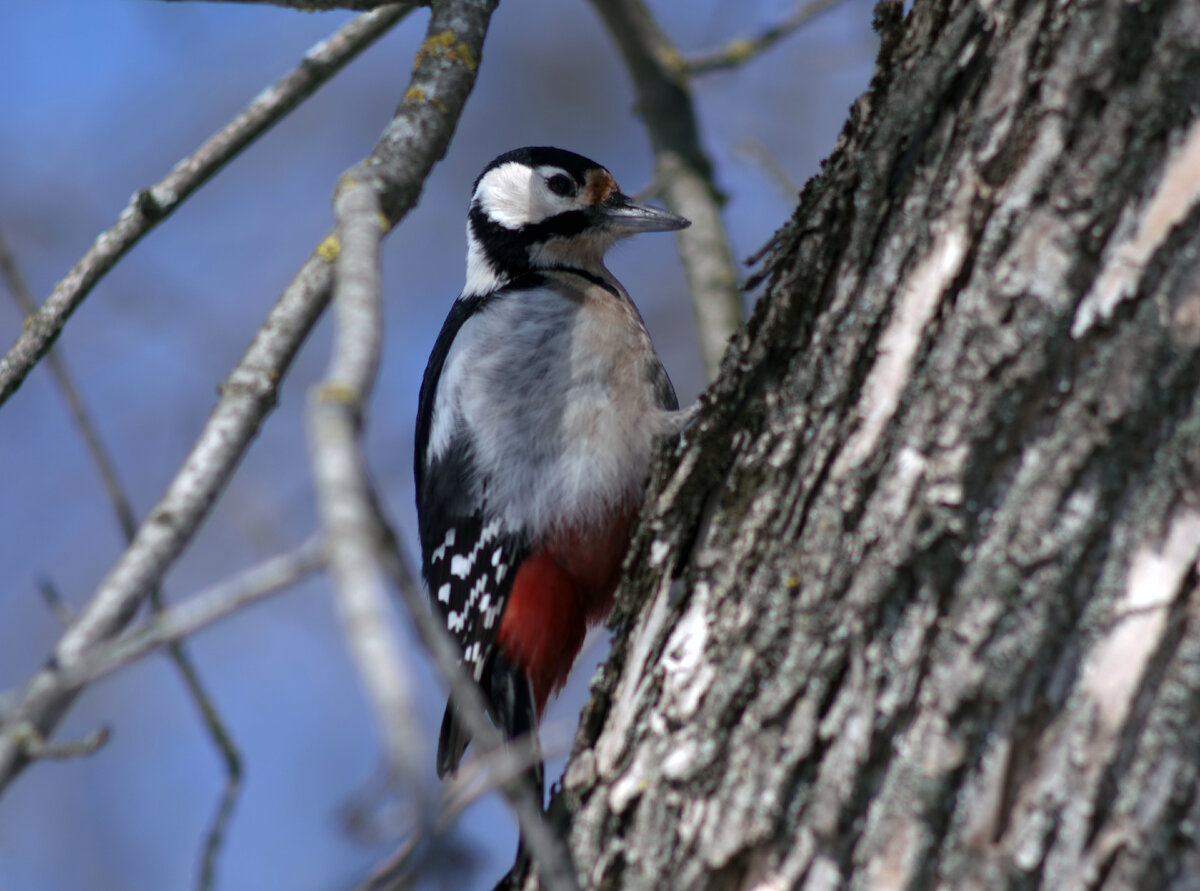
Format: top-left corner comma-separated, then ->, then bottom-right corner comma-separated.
415,294 -> 534,775
413,295 -> 527,682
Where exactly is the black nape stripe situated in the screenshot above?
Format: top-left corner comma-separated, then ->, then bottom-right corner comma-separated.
469,204 -> 530,279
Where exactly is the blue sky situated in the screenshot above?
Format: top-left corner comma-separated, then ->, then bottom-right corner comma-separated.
0,1 -> 876,888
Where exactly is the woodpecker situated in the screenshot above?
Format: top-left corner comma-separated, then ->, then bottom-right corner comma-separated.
414,147 -> 689,802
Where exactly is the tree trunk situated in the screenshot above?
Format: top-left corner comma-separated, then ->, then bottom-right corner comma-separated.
553,0 -> 1200,888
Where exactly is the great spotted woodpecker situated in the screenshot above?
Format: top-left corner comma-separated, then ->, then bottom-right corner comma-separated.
414,147 -> 689,802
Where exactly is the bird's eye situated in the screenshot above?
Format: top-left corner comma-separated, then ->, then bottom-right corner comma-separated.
547,174 -> 575,197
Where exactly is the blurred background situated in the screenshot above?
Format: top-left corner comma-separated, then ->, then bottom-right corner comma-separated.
0,1 -> 876,888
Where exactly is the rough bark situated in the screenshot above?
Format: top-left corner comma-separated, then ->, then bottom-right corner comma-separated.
553,0 -> 1200,888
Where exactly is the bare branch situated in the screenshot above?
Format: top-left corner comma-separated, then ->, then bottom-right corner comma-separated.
193,695 -> 241,891
0,5 -> 414,408
35,576 -> 75,626
8,723 -> 110,761
1,538 -> 321,857
682,0 -> 848,75
0,229 -> 244,891
375,520 -> 582,891
0,231 -> 139,535
735,138 -> 801,200
307,180 -> 426,799
0,0 -> 496,797
197,779 -> 240,891
160,0 -> 411,8
351,722 -> 573,890
157,622 -> 242,891
0,243 -> 331,789
440,719 -> 575,822
589,0 -> 743,382
354,836 -> 424,891
308,164 -> 579,887
43,538 -> 327,692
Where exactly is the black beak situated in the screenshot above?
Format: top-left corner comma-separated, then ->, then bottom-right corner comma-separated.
601,193 -> 691,233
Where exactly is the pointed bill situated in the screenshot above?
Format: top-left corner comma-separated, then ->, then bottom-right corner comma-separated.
602,193 -> 691,233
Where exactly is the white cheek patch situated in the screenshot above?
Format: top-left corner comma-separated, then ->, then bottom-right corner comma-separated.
474,162 -> 575,229
476,163 -> 535,228
464,227 -> 503,296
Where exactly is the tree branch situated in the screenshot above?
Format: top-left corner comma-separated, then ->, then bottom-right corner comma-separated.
588,0 -> 743,382
682,0 -> 848,75
307,179 -> 427,801
34,577 -> 75,626
0,4 -> 414,409
5,723 -> 110,762
440,719 -> 574,823
307,167 -> 579,887
0,229 -> 245,891
160,0 -> 412,8
735,137 -> 801,199
54,538 -> 326,691
0,0 -> 495,795
307,171 -> 583,880
0,245 -> 332,790
0,232 -> 140,538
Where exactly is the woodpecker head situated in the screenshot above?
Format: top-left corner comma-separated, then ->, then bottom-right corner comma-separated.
464,146 -> 690,295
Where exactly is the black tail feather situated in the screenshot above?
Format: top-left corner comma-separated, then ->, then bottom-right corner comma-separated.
439,652 -> 545,888
436,701 -> 472,780
436,652 -> 544,796
486,652 -> 543,801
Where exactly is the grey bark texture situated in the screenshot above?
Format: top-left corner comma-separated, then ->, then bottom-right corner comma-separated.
548,0 -> 1200,888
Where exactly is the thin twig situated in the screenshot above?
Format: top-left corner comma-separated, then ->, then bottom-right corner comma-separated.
682,0 -> 849,75
56,538 -> 326,691
354,827 -> 477,891
8,723 -> 110,761
441,719 -> 575,822
351,722 -> 571,891
159,624 -> 242,891
197,776 -> 240,891
0,241 -> 333,790
35,577 -> 75,626
0,230 -> 245,891
343,718 -> 573,843
0,5 -> 414,408
0,0 -> 482,795
589,0 -> 743,382
376,520 -> 582,891
0,232 -> 139,534
160,0 -> 407,8
0,540 -> 321,855
735,138 -> 802,200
